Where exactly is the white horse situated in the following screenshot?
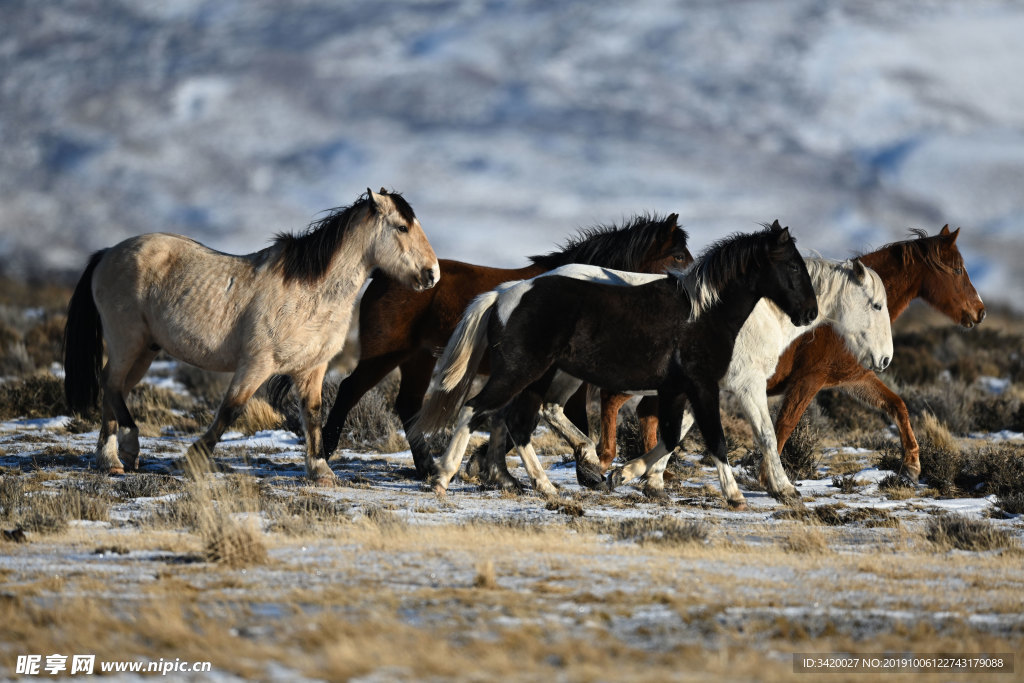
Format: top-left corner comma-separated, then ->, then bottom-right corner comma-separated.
64,189 -> 439,483
428,257 -> 891,506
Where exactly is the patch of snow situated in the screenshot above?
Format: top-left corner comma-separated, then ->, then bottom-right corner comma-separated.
0,415 -> 72,431
977,376 -> 1011,395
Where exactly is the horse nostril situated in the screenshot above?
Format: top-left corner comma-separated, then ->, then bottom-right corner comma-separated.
978,308 -> 987,323
880,356 -> 890,370
420,267 -> 436,288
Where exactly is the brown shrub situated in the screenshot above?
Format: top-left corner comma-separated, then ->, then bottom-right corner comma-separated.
779,405 -> 824,480
24,315 -> 66,369
925,513 -> 1017,552
0,372 -> 66,419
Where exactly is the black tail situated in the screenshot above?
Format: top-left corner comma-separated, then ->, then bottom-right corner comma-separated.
63,250 -> 107,414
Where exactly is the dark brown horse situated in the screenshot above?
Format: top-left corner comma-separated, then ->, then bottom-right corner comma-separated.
601,225 -> 985,483
320,213 -> 693,478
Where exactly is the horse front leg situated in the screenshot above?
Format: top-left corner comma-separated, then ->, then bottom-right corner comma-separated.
687,382 -> 746,510
732,381 -> 800,505
606,392 -> 686,500
596,390 -> 632,469
393,351 -> 438,479
294,364 -> 335,485
185,363 -> 269,477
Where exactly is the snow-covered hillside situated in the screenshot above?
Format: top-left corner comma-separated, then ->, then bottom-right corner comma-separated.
2,0 -> 1022,306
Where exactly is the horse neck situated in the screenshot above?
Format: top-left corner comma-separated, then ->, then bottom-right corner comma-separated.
319,225 -> 377,299
697,278 -> 765,342
859,248 -> 922,321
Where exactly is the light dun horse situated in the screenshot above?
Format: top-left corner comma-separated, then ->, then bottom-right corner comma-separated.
417,223 -> 818,508
477,257 -> 893,505
63,189 -> 439,483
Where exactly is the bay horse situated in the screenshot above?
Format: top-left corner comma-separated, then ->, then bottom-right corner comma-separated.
611,225 -> 984,485
416,222 -> 818,508
316,213 -> 692,478
63,189 -> 439,484
485,257 -> 893,504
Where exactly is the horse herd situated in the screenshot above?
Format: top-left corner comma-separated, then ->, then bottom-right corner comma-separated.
63,188 -> 987,509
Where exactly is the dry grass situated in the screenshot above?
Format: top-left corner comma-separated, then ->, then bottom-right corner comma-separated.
925,513 -> 1019,552
779,524 -> 831,554
232,397 -> 284,435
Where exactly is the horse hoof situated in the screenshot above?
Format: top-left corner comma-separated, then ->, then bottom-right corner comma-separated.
642,485 -> 669,502
575,459 -> 605,490
726,498 -> 748,511
600,469 -> 624,492
901,469 -> 921,486
106,467 -> 125,476
312,475 -> 338,487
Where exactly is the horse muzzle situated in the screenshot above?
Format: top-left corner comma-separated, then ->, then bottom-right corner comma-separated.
414,263 -> 440,291
960,306 -> 985,329
794,301 -> 818,327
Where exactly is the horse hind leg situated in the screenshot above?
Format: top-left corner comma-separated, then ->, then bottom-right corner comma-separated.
429,405 -> 479,494
540,402 -> 602,489
115,346 -> 160,471
95,342 -> 154,474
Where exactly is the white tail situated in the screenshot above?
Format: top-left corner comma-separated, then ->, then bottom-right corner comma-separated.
416,289 -> 499,433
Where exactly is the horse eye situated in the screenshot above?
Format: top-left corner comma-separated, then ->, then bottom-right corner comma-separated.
872,302 -> 882,311
395,223 -> 409,234
674,255 -> 686,262
954,267 -> 963,275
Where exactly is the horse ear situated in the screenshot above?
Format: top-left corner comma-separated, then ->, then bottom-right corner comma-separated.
367,188 -> 382,213
770,219 -> 782,230
939,224 -> 950,235
666,213 -> 679,228
379,187 -> 388,195
945,226 -> 961,244
776,226 -> 791,243
850,258 -> 866,282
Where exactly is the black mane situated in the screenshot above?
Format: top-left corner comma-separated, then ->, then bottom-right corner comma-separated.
528,213 -> 685,271
274,190 -> 415,285
681,222 -> 794,316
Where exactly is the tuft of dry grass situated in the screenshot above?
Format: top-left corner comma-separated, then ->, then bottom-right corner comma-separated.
917,411 -> 958,453
472,560 -> 498,589
232,397 -> 284,435
779,406 -> 824,480
0,372 -> 66,419
780,525 -> 831,554
925,513 -> 1018,552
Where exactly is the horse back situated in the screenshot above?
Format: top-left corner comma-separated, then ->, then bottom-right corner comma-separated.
503,276 -> 686,392
359,258 -> 543,354
91,233 -> 267,369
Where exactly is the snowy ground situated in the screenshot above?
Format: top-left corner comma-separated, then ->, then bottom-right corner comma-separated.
1,404 -> 1022,680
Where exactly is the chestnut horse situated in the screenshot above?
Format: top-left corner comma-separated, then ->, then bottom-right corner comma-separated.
64,189 -> 438,484
606,225 -> 984,483
318,213 -> 692,478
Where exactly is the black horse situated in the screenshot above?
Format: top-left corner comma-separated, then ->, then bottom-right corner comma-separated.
416,221 -> 818,509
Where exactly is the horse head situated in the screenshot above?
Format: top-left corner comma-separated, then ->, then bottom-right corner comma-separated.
760,221 -> 818,327
919,225 -> 986,328
829,258 -> 893,372
368,188 -> 440,292
642,213 -> 694,273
